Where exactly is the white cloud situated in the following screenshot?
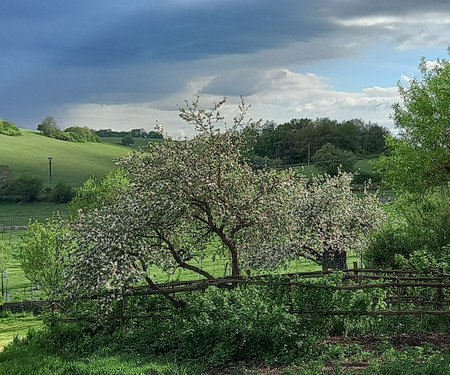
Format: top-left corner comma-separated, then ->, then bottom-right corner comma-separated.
58,68 -> 400,138
331,12 -> 450,49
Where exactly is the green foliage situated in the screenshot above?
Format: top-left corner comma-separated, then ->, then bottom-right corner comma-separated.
292,273 -> 389,336
0,165 -> 14,197
365,188 -> 450,268
11,174 -> 44,202
373,55 -> 450,193
312,143 -> 357,175
121,134 -> 135,146
20,218 -> 68,294
351,171 -> 381,186
37,116 -> 100,144
96,128 -> 164,139
69,169 -> 129,217
113,285 -> 308,366
174,285 -> 303,365
51,181 -> 75,203
0,239 -> 10,274
252,118 -> 388,166
361,347 -> 450,375
0,119 -> 21,136
37,116 -> 59,136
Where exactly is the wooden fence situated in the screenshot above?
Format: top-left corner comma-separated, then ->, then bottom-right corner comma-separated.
65,264 -> 447,332
12,264 -> 442,333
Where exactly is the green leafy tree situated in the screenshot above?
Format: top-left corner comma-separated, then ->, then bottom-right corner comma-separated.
121,134 -> 135,146
312,142 -> 356,175
68,169 -> 130,218
373,54 -> 450,193
365,188 -> 450,268
20,219 -> 68,294
63,126 -> 100,143
37,116 -> 59,137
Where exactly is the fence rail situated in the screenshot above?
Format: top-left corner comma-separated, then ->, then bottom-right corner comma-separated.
7,266 -> 448,330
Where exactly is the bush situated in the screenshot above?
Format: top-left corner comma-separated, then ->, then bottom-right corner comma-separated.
352,171 -> 381,185
0,165 -> 14,196
51,182 -> 75,203
121,135 -> 135,146
0,119 -> 21,136
11,174 -> 43,202
312,143 -> 356,175
365,188 -> 450,268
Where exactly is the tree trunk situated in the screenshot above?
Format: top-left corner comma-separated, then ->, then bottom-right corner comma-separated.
230,247 -> 240,278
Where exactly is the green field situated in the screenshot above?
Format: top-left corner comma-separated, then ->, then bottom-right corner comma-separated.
0,130 -> 130,187
292,157 -> 375,176
0,230 -> 47,302
0,314 -> 42,351
0,202 -> 68,228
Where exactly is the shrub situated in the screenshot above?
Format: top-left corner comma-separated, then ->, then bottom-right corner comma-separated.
51,182 -> 75,203
312,143 -> 356,175
0,165 -> 14,196
11,174 -> 43,202
352,171 -> 381,185
0,119 -> 21,136
365,188 -> 450,268
121,135 -> 135,146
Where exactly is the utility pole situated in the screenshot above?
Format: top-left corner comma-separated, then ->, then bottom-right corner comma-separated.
307,142 -> 311,166
48,157 -> 53,188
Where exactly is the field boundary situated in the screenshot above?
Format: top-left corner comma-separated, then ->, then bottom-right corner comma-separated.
43,265 -> 450,332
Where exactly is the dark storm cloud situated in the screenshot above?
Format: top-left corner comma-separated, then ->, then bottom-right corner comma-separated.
1,0 -> 449,129
57,1 -> 333,67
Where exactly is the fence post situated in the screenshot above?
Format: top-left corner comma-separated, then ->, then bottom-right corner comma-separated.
120,297 -> 126,336
288,275 -> 294,313
437,276 -> 444,310
353,262 -> 359,283
396,276 -> 402,312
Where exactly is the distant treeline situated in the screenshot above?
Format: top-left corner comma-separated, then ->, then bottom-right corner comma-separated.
96,128 -> 164,139
36,116 -> 164,143
38,116 -> 100,143
248,117 -> 389,166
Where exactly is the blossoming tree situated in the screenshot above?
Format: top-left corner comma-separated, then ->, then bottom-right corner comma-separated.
27,97 -> 384,310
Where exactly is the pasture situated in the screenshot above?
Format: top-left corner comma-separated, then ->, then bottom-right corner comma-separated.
0,130 -> 129,187
0,202 -> 68,228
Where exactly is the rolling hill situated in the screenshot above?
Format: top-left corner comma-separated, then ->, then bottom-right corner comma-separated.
0,129 -> 132,187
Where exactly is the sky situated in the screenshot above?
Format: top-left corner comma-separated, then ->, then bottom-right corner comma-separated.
1,0 -> 449,138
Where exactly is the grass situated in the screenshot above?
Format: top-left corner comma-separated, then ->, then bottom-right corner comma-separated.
0,313 -> 42,351
0,202 -> 69,227
0,321 -> 448,374
292,158 -> 375,176
0,230 -> 47,302
0,129 -> 130,187
0,338 -> 206,375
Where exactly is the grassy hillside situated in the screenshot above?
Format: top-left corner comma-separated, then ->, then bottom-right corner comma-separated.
0,130 -> 131,187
